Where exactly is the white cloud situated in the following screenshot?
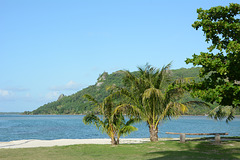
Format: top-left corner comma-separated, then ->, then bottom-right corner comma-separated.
0,89 -> 17,102
0,88 -> 34,102
0,87 -> 29,98
50,80 -> 82,91
0,86 -> 31,99
0,89 -> 10,96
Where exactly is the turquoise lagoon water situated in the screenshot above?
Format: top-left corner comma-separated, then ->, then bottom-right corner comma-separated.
0,114 -> 239,142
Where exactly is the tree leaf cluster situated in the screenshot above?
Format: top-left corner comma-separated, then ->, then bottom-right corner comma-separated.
185,3 -> 240,121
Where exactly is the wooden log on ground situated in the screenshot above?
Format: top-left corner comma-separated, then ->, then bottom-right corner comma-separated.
165,132 -> 228,143
166,132 -> 228,135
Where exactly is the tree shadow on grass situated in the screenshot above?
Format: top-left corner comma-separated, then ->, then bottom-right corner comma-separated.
147,140 -> 240,160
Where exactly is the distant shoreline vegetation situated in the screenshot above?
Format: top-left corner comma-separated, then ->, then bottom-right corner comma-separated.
20,111 -> 240,117
22,67 -> 239,116
0,112 -> 21,115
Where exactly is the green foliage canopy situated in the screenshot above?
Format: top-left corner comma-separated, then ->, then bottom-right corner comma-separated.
186,3 -> 240,120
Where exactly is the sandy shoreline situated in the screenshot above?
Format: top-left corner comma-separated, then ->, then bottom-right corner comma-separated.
1,137 -> 236,149
0,138 -> 181,149
0,138 -> 151,148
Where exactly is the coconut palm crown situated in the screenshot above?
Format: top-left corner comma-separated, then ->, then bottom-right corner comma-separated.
82,94 -> 138,145
115,63 -> 188,142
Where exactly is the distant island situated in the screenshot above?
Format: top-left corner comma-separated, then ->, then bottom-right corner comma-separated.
22,67 -> 238,115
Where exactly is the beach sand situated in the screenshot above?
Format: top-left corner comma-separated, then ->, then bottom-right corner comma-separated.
0,138 -> 182,149
0,138 -> 152,148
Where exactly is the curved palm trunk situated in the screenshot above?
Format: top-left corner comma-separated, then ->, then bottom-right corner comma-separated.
149,124 -> 158,142
117,137 -> 120,145
110,125 -> 118,145
110,132 -> 117,145
111,137 -> 117,145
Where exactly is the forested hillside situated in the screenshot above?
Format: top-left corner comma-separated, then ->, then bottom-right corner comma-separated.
24,67 -> 214,115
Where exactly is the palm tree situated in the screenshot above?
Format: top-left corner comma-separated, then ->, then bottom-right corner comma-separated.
115,63 -> 188,142
82,94 -> 137,145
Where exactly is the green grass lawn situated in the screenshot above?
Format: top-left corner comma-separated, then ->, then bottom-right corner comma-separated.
0,140 -> 239,160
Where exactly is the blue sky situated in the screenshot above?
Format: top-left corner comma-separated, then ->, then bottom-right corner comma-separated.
1,0 -> 239,112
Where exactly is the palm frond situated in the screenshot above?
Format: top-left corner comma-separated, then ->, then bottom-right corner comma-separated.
168,102 -> 188,116
125,117 -> 141,126
155,62 -> 172,89
119,126 -> 138,137
142,88 -> 164,115
82,113 -> 102,129
208,106 -> 235,122
183,101 -> 210,107
113,103 -> 143,119
142,88 -> 164,101
164,85 -> 185,105
83,94 -> 100,106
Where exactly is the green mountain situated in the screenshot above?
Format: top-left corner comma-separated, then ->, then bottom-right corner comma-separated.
24,67 -> 209,115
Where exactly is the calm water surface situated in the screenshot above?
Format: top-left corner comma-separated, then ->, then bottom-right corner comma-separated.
0,114 -> 239,142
